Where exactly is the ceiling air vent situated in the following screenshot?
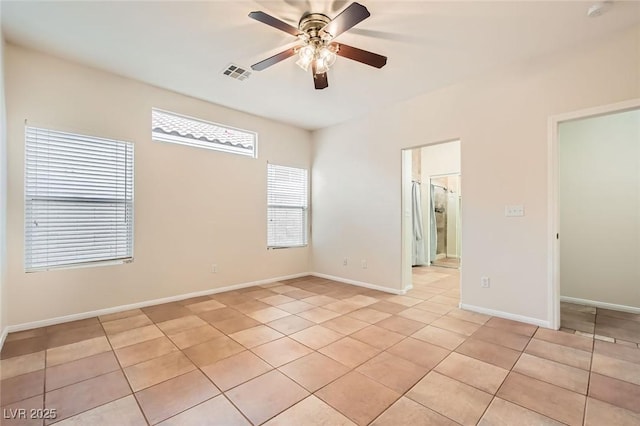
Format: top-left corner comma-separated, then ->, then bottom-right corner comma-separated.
222,64 -> 251,81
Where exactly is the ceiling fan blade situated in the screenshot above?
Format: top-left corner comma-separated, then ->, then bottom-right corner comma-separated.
248,11 -> 301,36
251,47 -> 297,71
334,43 -> 387,68
312,62 -> 328,90
321,2 -> 370,39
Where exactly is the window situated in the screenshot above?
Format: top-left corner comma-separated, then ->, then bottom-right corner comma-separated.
25,126 -> 134,271
151,108 -> 257,158
267,164 -> 308,248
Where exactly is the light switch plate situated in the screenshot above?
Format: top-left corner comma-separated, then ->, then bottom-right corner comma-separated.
505,205 -> 525,217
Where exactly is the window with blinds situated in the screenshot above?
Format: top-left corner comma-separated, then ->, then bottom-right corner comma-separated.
267,164 -> 308,248
25,126 -> 134,271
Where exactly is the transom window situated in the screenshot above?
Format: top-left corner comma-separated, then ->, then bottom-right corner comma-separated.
267,164 -> 308,248
152,108 -> 257,158
25,126 -> 134,271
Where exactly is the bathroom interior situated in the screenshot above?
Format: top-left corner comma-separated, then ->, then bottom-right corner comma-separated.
410,140 -> 461,270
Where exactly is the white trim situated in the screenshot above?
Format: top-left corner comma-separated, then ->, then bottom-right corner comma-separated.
311,272 -> 407,295
560,296 -> 640,315
0,327 -> 8,351
548,98 -> 640,331
547,113 -> 560,330
460,303 -> 551,328
5,272 -> 310,333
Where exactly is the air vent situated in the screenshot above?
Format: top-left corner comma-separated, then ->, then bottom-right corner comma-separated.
222,64 -> 251,81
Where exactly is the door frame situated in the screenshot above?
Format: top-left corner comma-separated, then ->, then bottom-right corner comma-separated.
547,98 -> 640,330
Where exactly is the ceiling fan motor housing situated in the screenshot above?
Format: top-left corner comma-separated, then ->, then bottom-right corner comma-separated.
298,13 -> 332,46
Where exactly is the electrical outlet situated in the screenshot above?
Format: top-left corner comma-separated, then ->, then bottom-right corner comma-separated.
211,264 -> 218,273
480,276 -> 490,288
361,259 -> 368,269
343,258 -> 348,266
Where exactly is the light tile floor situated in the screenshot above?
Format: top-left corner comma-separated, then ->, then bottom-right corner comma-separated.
1,266 -> 639,425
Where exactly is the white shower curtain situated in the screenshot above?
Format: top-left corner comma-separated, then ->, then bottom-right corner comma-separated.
412,181 -> 427,266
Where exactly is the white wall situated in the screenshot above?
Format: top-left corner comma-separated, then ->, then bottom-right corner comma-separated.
5,44 -> 312,326
312,25 -> 640,324
559,109 -> 640,308
421,141 -> 461,178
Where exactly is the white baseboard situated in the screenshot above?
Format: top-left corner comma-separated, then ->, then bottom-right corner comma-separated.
560,296 -> 640,314
0,327 -> 7,351
311,272 -> 407,295
460,303 -> 551,328
5,272 -> 311,334
3,271 -> 406,337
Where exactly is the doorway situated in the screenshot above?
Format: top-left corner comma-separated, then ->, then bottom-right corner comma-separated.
549,99 -> 640,333
401,140 -> 461,291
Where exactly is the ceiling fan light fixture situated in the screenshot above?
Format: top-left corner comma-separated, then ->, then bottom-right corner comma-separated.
314,47 -> 336,74
318,46 -> 337,66
249,2 -> 387,89
296,45 -> 315,71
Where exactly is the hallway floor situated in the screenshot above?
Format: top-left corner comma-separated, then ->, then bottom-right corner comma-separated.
560,301 -> 640,347
1,267 -> 639,425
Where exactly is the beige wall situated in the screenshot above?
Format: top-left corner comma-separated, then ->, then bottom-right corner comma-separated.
312,25 -> 640,325
1,36 -> 7,336
559,109 -> 640,308
5,44 -> 312,326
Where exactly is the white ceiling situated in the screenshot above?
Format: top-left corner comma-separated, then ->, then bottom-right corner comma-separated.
2,1 -> 639,130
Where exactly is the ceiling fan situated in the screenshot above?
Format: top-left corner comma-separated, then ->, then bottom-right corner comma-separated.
248,2 -> 387,90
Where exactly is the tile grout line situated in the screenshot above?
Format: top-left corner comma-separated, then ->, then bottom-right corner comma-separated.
98,317 -> 152,426
583,332 -> 597,426
206,286 -> 453,424
159,307 -> 256,426
42,344 -> 47,426
31,318 -> 153,425
334,299 -> 478,425
475,329 -> 535,425
496,330 -> 596,425
106,305 -> 250,425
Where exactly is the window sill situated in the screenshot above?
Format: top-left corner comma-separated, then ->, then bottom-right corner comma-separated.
25,258 -> 133,273
268,245 -> 308,250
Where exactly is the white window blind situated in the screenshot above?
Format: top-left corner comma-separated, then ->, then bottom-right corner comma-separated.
152,108 -> 257,158
267,164 -> 308,248
25,126 -> 134,271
